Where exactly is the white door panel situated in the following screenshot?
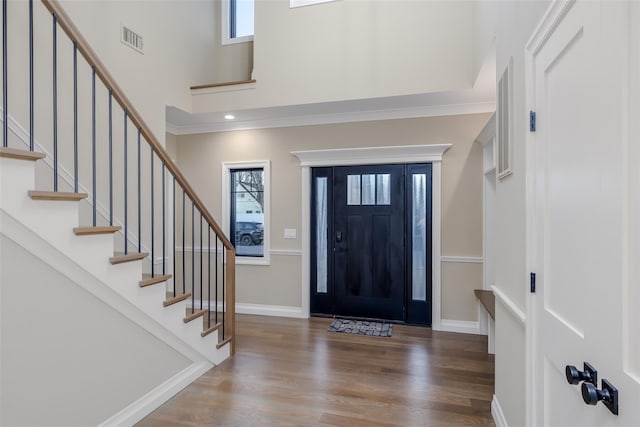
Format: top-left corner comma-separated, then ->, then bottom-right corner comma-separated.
529,1 -> 640,426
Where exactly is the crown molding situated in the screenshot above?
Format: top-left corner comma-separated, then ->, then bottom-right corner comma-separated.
166,101 -> 495,136
291,144 -> 452,166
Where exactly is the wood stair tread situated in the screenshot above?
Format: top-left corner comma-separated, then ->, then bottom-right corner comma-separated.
109,252 -> 148,265
201,321 -> 222,338
139,274 -> 172,287
216,336 -> 232,350
74,226 -> 121,236
184,309 -> 206,323
163,292 -> 191,307
29,190 -> 88,201
0,147 -> 46,161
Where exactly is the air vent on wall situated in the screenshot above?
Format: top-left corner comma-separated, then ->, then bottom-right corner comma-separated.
121,25 -> 144,54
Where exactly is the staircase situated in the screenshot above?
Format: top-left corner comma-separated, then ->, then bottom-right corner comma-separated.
1,147 -> 231,363
0,0 -> 235,423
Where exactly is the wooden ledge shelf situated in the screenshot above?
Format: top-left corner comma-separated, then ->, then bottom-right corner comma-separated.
110,252 -> 148,265
474,289 -> 495,320
74,226 -> 121,236
190,79 -> 256,91
139,274 -> 172,288
29,191 -> 88,201
0,147 -> 46,161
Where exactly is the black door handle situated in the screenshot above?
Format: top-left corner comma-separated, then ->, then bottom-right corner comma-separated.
581,379 -> 618,415
336,231 -> 342,243
565,362 -> 597,385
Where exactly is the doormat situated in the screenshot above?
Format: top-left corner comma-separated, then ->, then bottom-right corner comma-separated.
328,318 -> 392,337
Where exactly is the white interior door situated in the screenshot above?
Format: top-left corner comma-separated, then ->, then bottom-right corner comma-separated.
529,1 -> 640,426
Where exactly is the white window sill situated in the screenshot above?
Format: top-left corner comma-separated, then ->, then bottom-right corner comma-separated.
222,35 -> 253,46
236,257 -> 270,266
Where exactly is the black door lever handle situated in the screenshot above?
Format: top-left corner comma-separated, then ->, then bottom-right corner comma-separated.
565,362 -> 597,386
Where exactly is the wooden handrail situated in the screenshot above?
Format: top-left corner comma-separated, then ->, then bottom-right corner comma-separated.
41,0 -> 233,250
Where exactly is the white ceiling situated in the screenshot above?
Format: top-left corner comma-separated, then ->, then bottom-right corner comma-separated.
166,51 -> 496,135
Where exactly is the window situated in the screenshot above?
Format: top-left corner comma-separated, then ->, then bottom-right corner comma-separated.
222,161 -> 270,264
222,0 -> 254,45
346,174 -> 391,206
497,58 -> 512,179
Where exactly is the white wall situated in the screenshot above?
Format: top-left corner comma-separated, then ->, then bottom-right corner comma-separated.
212,0 -> 254,83
473,2 -> 551,426
60,0 -> 218,140
193,0 -> 474,113
0,235 -> 191,426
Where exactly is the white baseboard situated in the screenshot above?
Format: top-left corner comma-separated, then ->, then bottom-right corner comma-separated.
438,319 -> 481,335
492,395 -> 509,427
98,361 -> 212,427
187,299 -> 308,319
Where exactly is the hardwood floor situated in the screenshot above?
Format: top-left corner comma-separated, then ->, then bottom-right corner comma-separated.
137,315 -> 495,427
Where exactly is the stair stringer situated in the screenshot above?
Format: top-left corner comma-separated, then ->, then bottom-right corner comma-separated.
1,211 -> 214,426
0,156 -> 231,366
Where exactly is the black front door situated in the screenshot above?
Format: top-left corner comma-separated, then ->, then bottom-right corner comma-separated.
333,165 -> 405,320
310,164 -> 432,325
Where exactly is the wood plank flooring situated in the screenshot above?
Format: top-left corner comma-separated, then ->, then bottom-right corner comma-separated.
137,315 -> 495,427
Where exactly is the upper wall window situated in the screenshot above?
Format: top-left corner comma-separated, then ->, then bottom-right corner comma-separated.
222,0 -> 254,45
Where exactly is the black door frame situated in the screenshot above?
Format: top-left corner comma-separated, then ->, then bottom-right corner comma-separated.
310,163 -> 433,325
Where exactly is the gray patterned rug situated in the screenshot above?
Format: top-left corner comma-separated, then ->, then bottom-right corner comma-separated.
327,319 -> 392,337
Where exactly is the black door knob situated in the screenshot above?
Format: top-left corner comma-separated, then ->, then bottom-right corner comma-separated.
565,362 -> 597,385
582,382 -> 608,405
581,379 -> 619,415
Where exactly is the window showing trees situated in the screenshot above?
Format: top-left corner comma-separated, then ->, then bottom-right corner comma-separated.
230,168 -> 264,257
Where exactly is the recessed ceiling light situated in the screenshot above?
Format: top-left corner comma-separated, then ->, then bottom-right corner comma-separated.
224,114 -> 235,120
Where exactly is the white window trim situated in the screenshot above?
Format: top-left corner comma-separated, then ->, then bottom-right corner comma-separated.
221,160 -> 270,265
221,0 -> 254,46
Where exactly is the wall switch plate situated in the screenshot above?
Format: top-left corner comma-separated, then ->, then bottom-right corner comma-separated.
284,228 -> 297,239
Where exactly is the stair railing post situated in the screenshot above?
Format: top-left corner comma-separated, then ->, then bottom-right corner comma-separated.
124,110 -> 128,254
91,67 -> 96,225
73,41 -> 78,192
3,0 -> 8,148
162,161 -> 166,275
200,212 -> 203,312
108,89 -> 113,224
191,199 -> 195,314
137,128 -> 141,252
226,249 -> 235,355
150,147 -> 154,277
173,177 -> 176,297
29,0 -> 34,151
52,13 -> 58,191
